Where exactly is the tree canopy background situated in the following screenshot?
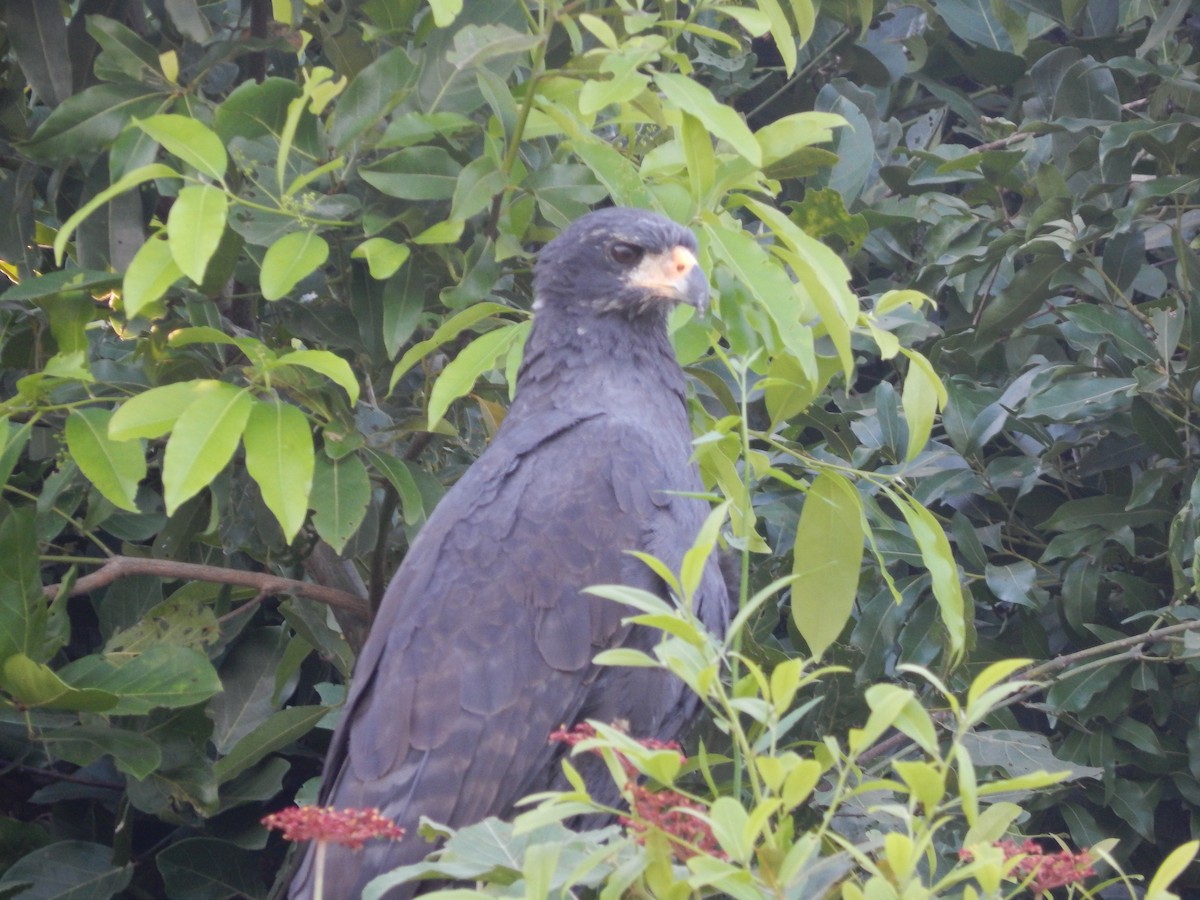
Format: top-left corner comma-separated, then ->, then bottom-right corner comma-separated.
1,0 -> 1199,897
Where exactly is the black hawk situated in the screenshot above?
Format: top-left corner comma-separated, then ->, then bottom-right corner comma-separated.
289,207 -> 731,899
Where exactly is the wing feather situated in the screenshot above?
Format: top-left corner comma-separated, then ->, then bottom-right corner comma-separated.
290,412 -> 726,900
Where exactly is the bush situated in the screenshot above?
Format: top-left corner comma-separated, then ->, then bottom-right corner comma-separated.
0,0 -> 1198,896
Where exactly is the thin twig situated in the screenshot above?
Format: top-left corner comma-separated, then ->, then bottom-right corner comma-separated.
855,619 -> 1200,767
42,555 -> 370,622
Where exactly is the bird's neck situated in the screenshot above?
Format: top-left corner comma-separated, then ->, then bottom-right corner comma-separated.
513,306 -> 688,418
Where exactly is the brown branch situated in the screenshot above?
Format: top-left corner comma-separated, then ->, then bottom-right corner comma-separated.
43,555 -> 370,623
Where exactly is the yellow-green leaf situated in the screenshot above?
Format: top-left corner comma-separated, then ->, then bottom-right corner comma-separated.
162,381 -> 253,513
274,349 -> 360,406
65,407 -> 145,512
260,231 -> 329,301
1146,840 -> 1200,900
351,237 -> 411,279
893,491 -> 967,662
900,348 -> 947,461
1,653 -> 118,711
167,184 -> 229,284
109,381 -> 208,441
243,399 -> 314,543
791,471 -> 863,659
427,322 -> 529,429
135,114 -> 227,180
655,73 -> 761,166
123,232 -> 183,318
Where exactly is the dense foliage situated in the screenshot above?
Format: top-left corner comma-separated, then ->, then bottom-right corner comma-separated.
1,0 -> 1199,897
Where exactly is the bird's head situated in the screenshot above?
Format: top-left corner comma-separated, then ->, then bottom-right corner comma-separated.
532,208 -> 710,320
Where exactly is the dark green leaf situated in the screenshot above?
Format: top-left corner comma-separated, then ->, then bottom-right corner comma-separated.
310,453 -> 371,554
156,838 -> 266,900
213,705 -> 331,783
21,84 -> 164,164
0,841 -> 131,900
361,147 -> 462,200
58,645 -> 222,714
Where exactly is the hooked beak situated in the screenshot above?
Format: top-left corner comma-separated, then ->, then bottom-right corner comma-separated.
629,245 -> 711,317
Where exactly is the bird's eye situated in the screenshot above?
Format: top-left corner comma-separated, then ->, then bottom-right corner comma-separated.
608,242 -> 644,266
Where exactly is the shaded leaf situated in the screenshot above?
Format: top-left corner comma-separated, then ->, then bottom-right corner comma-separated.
0,841 -> 131,900
310,453 -> 371,554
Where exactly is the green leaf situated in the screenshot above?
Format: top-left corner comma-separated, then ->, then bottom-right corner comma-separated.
58,645 -> 222,714
122,232 -> 183,318
936,0 -> 1014,51
0,505 -> 51,664
329,47 -> 419,152
167,184 -> 230,284
86,15 -> 162,83
135,114 -> 228,181
655,73 -> 761,166
1021,375 -> 1135,423
755,0 -> 797,76
893,491 -> 966,661
450,156 -> 506,221
701,214 -> 815,380
21,82 -> 164,165
680,502 -> 730,604
53,163 -> 182,265
162,381 -> 253,513
352,237 -> 411,280
208,628 -> 290,754
274,349 -> 361,405
755,111 -> 845,171
381,257 -> 426,359
260,231 -> 330,301
214,77 -> 302,142
708,796 -> 751,863
1146,840 -> 1199,900
0,841 -> 132,900
740,197 -> 857,378
310,452 -> 371,554
108,381 -> 206,441
213,705 -> 331,783
899,349 -> 946,461
388,301 -> 516,392
243,400 -> 314,543
791,472 -> 863,659
361,146 -> 462,200
42,725 -> 163,780
566,136 -> 658,209
156,838 -> 266,900
427,0 -> 463,27
0,654 -> 119,712
364,449 -> 425,526
8,0 -> 72,107
65,408 -> 145,512
0,418 -> 32,488
427,322 -> 529,428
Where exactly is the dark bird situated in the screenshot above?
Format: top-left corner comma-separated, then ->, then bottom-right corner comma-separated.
289,207 -> 731,899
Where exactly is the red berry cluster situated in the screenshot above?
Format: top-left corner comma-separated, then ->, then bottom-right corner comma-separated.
550,722 -> 721,861
261,805 -> 405,850
961,838 -> 1095,894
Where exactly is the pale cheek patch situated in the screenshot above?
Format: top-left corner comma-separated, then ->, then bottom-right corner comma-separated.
630,246 -> 698,291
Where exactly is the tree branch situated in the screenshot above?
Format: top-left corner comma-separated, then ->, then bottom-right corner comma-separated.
854,618 -> 1200,767
44,555 -> 370,624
